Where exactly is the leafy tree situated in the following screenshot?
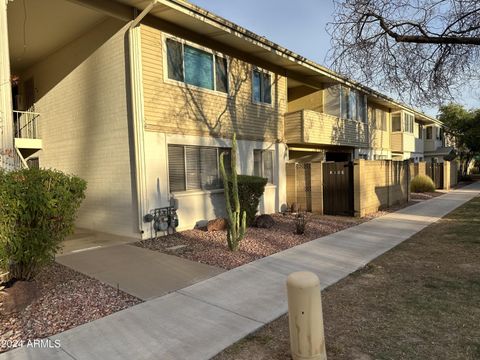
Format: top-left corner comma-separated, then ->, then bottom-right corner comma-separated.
438,103 -> 480,176
328,0 -> 480,105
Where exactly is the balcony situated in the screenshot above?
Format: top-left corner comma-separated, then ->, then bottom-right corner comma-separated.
285,109 -> 368,147
390,132 -> 415,153
13,110 -> 42,167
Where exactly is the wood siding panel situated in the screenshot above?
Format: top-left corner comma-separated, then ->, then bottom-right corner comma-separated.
285,110 -> 368,148
141,25 -> 287,142
391,133 -> 403,152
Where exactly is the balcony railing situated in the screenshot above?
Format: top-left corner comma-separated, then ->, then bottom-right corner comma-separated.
285,109 -> 368,147
13,110 -> 41,139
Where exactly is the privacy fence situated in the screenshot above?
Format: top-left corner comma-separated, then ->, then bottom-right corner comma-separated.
286,159 -> 459,218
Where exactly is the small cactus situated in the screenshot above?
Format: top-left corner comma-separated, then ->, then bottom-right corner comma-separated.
219,133 -> 246,251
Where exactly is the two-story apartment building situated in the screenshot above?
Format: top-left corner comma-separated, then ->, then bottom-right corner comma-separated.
0,0 -> 452,239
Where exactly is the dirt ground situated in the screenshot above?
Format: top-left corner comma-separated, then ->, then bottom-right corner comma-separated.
214,196 -> 480,360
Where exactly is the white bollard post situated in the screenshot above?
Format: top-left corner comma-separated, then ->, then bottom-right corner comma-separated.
287,271 -> 327,360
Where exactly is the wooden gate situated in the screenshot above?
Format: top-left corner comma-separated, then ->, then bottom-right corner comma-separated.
323,162 -> 354,216
426,163 -> 444,189
294,163 -> 312,212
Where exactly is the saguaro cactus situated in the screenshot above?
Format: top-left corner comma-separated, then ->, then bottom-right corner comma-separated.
219,133 -> 246,251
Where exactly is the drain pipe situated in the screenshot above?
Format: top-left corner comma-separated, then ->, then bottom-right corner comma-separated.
128,1 -> 158,236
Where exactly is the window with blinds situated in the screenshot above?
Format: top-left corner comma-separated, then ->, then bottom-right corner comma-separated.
253,149 -> 274,184
168,145 -> 230,192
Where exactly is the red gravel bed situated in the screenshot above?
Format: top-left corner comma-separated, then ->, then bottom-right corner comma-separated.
411,191 -> 444,201
0,262 -> 141,353
135,213 -> 363,270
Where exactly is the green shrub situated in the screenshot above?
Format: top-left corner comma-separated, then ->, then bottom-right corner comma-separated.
229,175 -> 268,226
0,168 -> 86,281
410,174 -> 435,193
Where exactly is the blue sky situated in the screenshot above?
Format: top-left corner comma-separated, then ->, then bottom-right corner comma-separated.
191,0 -> 334,65
190,0 -> 477,115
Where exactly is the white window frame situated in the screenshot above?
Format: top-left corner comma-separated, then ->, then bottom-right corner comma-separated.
403,112 -> 414,133
163,34 -> 230,96
167,144 -> 231,193
251,68 -> 273,106
253,149 -> 275,184
391,112 -> 402,132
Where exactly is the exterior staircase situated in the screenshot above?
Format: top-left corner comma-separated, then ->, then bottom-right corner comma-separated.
13,110 -> 42,168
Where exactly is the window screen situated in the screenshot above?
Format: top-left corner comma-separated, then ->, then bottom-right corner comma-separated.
184,45 -> 214,90
392,114 -> 401,132
252,70 -> 272,104
215,56 -> 228,93
168,145 -> 186,192
168,145 -> 231,192
166,38 -> 184,82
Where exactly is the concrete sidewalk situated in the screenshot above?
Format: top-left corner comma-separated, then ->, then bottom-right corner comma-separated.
57,245 -> 223,300
2,183 -> 479,360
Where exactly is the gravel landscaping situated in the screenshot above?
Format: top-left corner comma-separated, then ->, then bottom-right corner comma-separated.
214,195 -> 480,360
135,213 -> 365,270
0,262 -> 141,353
410,191 -> 444,201
135,191 -> 448,270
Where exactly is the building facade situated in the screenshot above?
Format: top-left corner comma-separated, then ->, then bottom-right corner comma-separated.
0,0 -> 453,239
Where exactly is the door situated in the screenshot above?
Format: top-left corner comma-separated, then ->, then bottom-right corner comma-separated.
323,161 -> 354,216
24,78 -> 35,111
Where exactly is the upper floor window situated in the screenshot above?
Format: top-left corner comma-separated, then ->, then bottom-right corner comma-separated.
403,113 -> 414,133
370,107 -> 388,130
416,123 -> 423,139
253,149 -> 274,184
340,86 -> 367,122
252,69 -> 272,104
437,127 -> 444,140
380,110 -> 387,130
392,114 -> 401,132
426,126 -> 433,139
166,38 -> 228,93
168,145 -> 231,192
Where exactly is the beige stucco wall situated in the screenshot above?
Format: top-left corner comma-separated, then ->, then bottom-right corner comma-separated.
143,132 -> 287,234
19,18 -> 138,238
354,159 -> 410,216
140,25 -> 287,143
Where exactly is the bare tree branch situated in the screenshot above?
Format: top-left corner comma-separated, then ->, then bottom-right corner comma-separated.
327,0 -> 480,106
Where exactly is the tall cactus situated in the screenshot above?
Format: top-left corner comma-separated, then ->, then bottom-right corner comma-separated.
219,133 -> 246,251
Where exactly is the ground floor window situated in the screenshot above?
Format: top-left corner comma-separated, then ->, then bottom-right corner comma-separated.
168,145 -> 230,192
253,149 -> 274,184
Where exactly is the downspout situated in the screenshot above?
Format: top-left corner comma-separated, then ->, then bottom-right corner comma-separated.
128,1 -> 158,235
0,0 -> 14,170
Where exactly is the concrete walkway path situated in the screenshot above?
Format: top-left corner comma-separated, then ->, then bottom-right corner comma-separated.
57,245 -> 223,300
2,183 -> 479,360
60,228 -> 138,255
